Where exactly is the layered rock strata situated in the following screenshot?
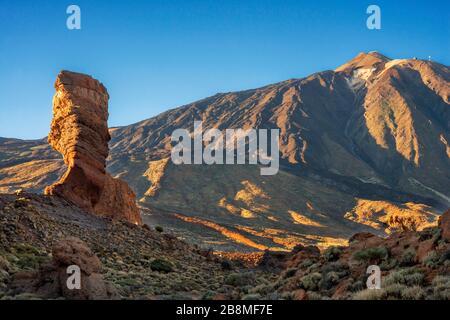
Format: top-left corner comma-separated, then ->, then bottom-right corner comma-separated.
44,71 -> 142,225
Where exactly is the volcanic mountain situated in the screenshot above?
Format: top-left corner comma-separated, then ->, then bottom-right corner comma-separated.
0,52 -> 449,251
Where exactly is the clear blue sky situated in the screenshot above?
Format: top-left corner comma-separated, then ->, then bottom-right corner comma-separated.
0,0 -> 449,139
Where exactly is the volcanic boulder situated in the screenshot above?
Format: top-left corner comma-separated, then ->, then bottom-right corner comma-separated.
52,237 -> 117,300
439,209 -> 450,241
44,71 -> 142,225
9,237 -> 117,300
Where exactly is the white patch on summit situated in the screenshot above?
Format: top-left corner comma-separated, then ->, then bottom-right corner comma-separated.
354,68 -> 376,81
345,68 -> 375,91
376,59 -> 409,79
384,59 -> 408,69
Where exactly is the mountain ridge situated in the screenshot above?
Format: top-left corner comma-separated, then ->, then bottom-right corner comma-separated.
0,52 -> 449,251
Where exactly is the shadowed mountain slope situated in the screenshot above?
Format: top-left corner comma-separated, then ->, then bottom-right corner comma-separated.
1,52 -> 449,251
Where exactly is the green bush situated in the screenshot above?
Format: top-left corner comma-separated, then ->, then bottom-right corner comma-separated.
439,249 -> 450,264
300,272 -> 322,291
431,228 -> 442,244
12,243 -> 41,256
15,254 -> 49,270
221,260 -> 233,271
348,279 -> 365,292
319,271 -> 340,290
249,283 -> 275,296
12,244 -> 49,271
201,291 -> 216,300
150,258 -> 174,273
423,251 -> 440,268
431,276 -> 450,300
323,246 -> 342,262
306,263 -> 321,273
361,283 -> 424,301
399,248 -> 417,267
0,269 -> 9,285
383,268 -> 424,287
224,272 -> 256,287
380,258 -> 398,271
299,259 -> 314,269
115,277 -> 140,287
321,261 -> 349,274
0,256 -> 11,272
353,247 -> 389,263
384,283 -> 407,299
282,268 -> 297,279
307,292 -> 324,300
401,286 -> 425,300
242,293 -> 261,300
352,289 -> 387,300
155,226 -> 164,233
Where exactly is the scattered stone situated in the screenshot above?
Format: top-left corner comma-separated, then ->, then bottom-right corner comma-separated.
9,237 -> 117,300
439,210 -> 450,241
292,289 -> 308,300
150,259 -> 174,273
416,239 -> 435,263
52,237 -> 101,276
259,251 -> 289,271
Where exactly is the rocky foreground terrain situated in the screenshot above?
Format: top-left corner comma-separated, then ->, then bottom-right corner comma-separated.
0,192 -> 448,300
0,53 -> 449,300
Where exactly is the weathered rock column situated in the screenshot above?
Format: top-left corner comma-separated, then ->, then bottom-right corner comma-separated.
45,71 -> 142,225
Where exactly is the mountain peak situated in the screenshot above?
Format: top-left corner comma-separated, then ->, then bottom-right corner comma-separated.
366,51 -> 390,60
335,51 -> 391,72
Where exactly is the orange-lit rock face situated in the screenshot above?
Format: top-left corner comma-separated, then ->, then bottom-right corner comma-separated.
44,71 -> 142,225
440,210 -> 450,241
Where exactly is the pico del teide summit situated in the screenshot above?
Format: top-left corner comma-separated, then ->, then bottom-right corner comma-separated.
44,71 -> 142,225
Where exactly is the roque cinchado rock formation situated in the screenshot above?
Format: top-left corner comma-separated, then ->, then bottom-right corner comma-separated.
44,71 -> 142,225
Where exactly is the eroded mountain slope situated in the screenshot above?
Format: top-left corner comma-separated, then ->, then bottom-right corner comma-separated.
0,52 -> 449,251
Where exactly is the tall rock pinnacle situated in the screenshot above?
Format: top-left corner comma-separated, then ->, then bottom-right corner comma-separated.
44,71 -> 142,225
